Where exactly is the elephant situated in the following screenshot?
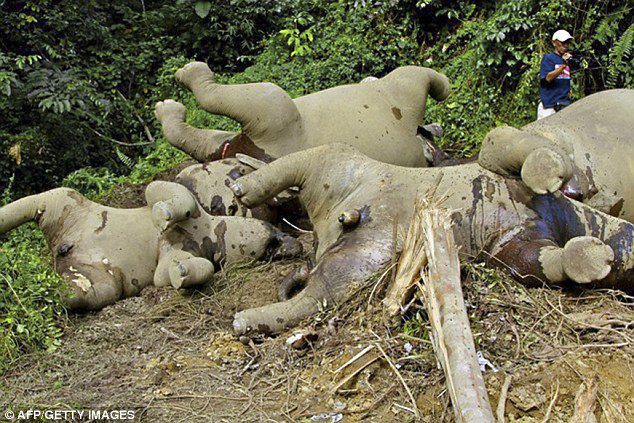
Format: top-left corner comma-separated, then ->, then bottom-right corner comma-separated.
478,89 -> 633,222
0,181 -> 302,310
170,123 -> 464,226
228,144 -> 633,336
154,62 -> 450,167
174,156 -> 303,224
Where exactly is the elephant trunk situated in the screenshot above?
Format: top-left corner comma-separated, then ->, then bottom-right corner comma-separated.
233,275 -> 339,335
0,191 -> 52,235
0,188 -> 88,249
234,232 -> 393,335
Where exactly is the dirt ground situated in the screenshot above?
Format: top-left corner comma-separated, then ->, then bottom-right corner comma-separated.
1,175 -> 633,422
1,236 -> 632,422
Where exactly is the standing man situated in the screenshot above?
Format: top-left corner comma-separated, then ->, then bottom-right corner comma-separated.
538,30 -> 574,120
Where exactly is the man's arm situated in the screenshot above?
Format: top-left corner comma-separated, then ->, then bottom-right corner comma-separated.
545,52 -> 572,82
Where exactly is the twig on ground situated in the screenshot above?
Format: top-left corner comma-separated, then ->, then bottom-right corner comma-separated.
570,377 -> 599,423
496,374 -> 512,423
374,342 -> 420,419
541,380 -> 560,423
333,345 -> 374,374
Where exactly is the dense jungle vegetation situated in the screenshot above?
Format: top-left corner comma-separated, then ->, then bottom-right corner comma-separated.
0,0 -> 632,370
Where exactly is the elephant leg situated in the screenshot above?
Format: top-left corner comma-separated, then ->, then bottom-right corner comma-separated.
155,100 -> 238,162
229,144 -> 353,209
379,66 -> 451,123
155,249 -> 215,289
478,126 -> 573,194
175,62 -> 301,141
229,149 -> 316,207
495,234 -> 613,286
497,194 -> 634,291
145,181 -> 199,231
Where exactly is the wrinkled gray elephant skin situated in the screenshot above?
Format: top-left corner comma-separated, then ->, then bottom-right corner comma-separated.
479,89 -> 633,222
229,145 -> 633,335
156,63 -> 450,167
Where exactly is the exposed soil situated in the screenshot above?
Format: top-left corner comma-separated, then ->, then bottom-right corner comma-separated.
98,160 -> 197,209
1,238 -> 632,422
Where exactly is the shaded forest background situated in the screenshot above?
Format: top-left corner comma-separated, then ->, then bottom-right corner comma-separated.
0,0 -> 632,369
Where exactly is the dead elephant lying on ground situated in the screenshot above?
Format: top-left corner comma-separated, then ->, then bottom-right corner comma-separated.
0,181 -> 301,310
155,62 -> 450,167
229,144 -> 633,336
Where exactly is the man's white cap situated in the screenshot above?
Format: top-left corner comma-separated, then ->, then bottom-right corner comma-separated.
552,30 -> 574,42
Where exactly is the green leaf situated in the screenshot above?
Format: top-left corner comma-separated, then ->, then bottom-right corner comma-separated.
194,1 -> 212,18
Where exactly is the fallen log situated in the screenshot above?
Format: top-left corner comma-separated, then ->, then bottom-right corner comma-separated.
386,199 -> 495,422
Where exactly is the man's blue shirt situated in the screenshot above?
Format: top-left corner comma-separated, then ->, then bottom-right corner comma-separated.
539,52 -> 571,108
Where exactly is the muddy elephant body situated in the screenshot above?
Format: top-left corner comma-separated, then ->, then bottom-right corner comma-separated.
155,64 -> 450,167
229,145 -> 633,335
479,89 -> 634,222
0,183 -> 301,310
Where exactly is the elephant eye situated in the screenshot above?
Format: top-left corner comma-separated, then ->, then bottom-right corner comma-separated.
57,243 -> 74,257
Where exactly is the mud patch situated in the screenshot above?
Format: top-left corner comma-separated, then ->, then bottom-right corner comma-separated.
99,160 -> 196,208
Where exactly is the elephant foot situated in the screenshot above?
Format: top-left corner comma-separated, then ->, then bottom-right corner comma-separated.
175,61 -> 215,90
278,264 -> 310,301
563,236 -> 614,283
168,256 -> 215,289
521,147 -> 569,194
154,99 -> 186,124
152,201 -> 174,232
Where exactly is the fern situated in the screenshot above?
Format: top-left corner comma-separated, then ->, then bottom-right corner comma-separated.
115,147 -> 136,169
607,23 -> 634,88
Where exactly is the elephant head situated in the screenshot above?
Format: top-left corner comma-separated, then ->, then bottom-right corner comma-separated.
0,182 -> 302,310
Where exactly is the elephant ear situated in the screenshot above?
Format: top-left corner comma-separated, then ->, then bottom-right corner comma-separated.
236,153 -> 267,170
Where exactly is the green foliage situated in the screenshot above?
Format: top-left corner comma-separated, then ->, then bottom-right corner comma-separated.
62,167 -> 120,200
0,0 -> 295,197
1,173 -> 65,372
0,224 -> 66,372
279,12 -> 316,57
